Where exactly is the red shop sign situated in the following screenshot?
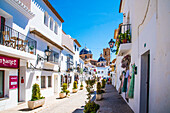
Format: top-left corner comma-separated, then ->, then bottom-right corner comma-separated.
9,76 -> 18,89
0,56 -> 19,68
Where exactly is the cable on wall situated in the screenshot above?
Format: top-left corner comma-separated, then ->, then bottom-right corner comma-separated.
137,0 -> 151,57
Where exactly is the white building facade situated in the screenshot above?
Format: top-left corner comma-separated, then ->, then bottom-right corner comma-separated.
0,0 -> 83,111
114,0 -> 170,113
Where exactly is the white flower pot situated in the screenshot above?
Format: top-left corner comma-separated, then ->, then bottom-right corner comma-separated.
28,99 -> 45,109
96,94 -> 103,101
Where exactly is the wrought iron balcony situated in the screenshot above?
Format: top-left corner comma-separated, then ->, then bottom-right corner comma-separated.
115,24 -> 132,55
117,24 -> 131,44
0,23 -> 37,55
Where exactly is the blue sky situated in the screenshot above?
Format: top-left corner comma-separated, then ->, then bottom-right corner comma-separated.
48,0 -> 122,60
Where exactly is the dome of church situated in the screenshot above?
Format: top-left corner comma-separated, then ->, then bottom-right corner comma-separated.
80,47 -> 92,55
97,53 -> 106,62
98,57 -> 106,62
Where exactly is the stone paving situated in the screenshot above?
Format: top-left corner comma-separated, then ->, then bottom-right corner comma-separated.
0,89 -> 88,113
39,89 -> 88,113
95,84 -> 134,113
1,84 -> 134,113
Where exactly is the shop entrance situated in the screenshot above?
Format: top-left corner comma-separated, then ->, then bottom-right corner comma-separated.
140,51 -> 150,113
0,70 -> 4,98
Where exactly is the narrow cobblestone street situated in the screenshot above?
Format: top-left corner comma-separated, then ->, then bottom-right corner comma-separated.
39,84 -> 133,113
95,85 -> 134,113
1,84 -> 134,113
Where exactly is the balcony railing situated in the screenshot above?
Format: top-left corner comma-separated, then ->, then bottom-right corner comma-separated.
0,23 -> 37,55
117,24 -> 131,44
115,24 -> 131,55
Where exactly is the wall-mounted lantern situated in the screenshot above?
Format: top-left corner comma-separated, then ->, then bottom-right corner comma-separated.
108,39 -> 116,53
37,46 -> 52,64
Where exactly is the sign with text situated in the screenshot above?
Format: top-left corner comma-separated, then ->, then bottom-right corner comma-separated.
9,76 -> 18,89
0,56 -> 19,68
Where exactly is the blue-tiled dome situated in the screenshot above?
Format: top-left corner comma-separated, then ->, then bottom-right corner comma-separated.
98,57 -> 106,62
80,47 -> 92,55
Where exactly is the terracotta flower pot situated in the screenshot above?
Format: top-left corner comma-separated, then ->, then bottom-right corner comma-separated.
72,89 -> 78,93
80,87 -> 83,90
123,39 -> 127,43
59,92 -> 66,98
30,51 -> 34,54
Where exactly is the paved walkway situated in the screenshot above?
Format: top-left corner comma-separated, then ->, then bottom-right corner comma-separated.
0,89 -> 88,113
39,89 -> 88,113
95,84 -> 134,113
1,85 -> 134,113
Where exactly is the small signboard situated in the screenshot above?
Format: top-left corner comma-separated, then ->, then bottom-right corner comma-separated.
0,55 -> 19,68
9,76 -> 18,89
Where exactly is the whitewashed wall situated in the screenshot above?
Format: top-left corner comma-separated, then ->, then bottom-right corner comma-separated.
119,0 -> 170,112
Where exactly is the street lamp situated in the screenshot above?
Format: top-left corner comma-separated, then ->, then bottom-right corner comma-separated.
108,39 -> 116,52
44,46 -> 51,57
37,46 -> 51,64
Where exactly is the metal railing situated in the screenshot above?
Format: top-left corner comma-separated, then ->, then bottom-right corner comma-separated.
0,23 -> 37,55
117,24 -> 131,43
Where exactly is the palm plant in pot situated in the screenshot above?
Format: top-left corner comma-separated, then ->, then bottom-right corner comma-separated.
80,81 -> 84,90
101,79 -> 106,93
72,81 -> 78,93
59,83 -> 67,98
28,83 -> 45,109
96,82 -> 103,101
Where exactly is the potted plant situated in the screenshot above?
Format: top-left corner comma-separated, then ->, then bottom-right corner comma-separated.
72,81 -> 78,93
84,101 -> 100,113
89,79 -> 95,93
66,90 -> 70,96
28,83 -> 45,109
80,82 -> 83,90
101,79 -> 106,93
96,82 -> 103,101
84,80 -> 100,113
29,45 -> 34,54
59,83 -> 67,98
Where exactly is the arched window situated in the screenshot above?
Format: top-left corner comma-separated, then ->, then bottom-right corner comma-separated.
54,22 -> 58,34
85,55 -> 87,59
44,11 -> 48,26
74,45 -> 76,51
50,17 -> 53,30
